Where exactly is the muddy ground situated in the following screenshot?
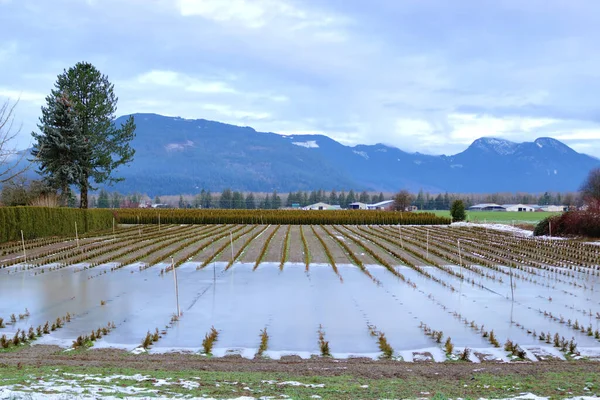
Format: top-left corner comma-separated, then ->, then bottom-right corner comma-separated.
0,345 -> 598,380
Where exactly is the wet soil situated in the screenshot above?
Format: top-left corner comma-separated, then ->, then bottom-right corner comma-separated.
1,345 -> 598,380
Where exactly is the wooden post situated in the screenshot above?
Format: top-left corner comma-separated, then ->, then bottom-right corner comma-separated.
75,222 -> 80,249
457,239 -> 462,269
230,231 -> 234,264
21,230 -> 26,265
112,217 -> 115,240
138,215 -> 141,237
158,213 -> 161,231
172,257 -> 180,317
549,221 -> 552,237
510,267 -> 514,302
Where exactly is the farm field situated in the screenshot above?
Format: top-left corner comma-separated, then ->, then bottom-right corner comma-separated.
422,210 -> 561,224
1,223 -> 599,363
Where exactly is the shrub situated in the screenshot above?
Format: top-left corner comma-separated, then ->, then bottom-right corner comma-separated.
318,325 -> 331,357
202,326 -> 219,355
0,207 -> 113,243
378,332 -> 393,359
534,211 -> 600,238
257,328 -> 269,357
450,200 -> 466,222
444,338 -> 454,356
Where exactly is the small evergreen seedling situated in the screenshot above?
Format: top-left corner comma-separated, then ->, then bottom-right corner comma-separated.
444,338 -> 454,356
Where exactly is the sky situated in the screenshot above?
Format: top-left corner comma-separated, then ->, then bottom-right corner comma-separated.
1,0 -> 600,157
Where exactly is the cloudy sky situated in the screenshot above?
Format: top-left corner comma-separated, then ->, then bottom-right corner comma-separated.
1,0 -> 600,157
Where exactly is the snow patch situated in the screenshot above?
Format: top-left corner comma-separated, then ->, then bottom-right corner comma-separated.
450,164 -> 463,169
165,140 -> 194,152
452,222 -> 534,237
292,140 -> 319,148
353,150 -> 369,160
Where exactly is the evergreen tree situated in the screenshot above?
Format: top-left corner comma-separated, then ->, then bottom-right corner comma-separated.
246,193 -> 256,209
338,191 -> 346,208
110,192 -> 122,209
359,190 -> 369,203
219,188 -> 233,209
450,200 -> 467,222
33,62 -> 135,208
178,195 -> 185,208
154,195 -> 161,204
232,191 -> 244,209
416,189 -> 425,210
346,190 -> 356,206
194,190 -> 204,208
329,190 -> 338,205
272,190 -> 282,209
301,192 -> 309,207
285,192 -> 294,207
97,189 -> 110,208
31,93 -> 84,205
204,190 -> 213,209
67,192 -> 77,208
89,195 -> 97,208
378,192 -> 385,203
263,194 -> 272,209
371,194 -> 379,204
308,190 -> 318,204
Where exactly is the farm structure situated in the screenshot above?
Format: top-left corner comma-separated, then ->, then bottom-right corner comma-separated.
1,223 -> 599,362
503,204 -> 536,212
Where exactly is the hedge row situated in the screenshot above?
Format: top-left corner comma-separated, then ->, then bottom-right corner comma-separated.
115,209 -> 451,226
534,210 -> 600,238
0,207 -> 114,243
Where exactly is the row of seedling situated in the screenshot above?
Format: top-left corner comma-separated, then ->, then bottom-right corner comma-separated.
367,324 -> 394,359
299,226 -> 311,272
336,226 -> 414,286
279,225 -> 291,271
227,225 -> 270,270
0,308 -> 30,328
1,312 -> 74,349
72,321 -> 116,349
324,226 -> 378,283
347,226 -> 454,291
310,226 -> 342,282
253,225 -> 280,270
199,225 -> 254,269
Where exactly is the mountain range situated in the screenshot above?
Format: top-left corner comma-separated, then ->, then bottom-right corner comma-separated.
6,113 -> 600,195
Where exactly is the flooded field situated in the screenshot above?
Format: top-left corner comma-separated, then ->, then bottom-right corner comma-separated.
1,224 -> 599,362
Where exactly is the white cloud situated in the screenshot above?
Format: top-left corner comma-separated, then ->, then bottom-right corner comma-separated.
0,89 -> 46,104
202,103 -> 271,121
136,70 -> 236,94
176,0 -> 342,30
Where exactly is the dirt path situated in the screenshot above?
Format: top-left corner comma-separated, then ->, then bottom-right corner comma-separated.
0,345 -> 598,380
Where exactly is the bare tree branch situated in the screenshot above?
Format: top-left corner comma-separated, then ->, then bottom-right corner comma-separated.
0,98 -> 32,183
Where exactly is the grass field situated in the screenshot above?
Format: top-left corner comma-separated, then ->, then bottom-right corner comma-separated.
0,364 -> 599,399
421,210 -> 561,224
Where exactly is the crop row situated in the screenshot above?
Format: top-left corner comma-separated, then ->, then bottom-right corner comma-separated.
115,209 -> 450,225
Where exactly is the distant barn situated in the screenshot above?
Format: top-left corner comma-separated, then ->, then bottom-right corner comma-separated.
468,203 -> 506,212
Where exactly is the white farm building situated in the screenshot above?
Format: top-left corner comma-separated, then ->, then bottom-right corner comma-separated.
302,202 -> 341,210
502,204 -> 536,212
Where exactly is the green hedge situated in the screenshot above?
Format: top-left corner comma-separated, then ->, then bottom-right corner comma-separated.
115,209 -> 451,226
0,207 -> 114,243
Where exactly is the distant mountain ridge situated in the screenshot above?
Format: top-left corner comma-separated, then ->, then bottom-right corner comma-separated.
5,113 -> 599,195
105,113 -> 598,195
